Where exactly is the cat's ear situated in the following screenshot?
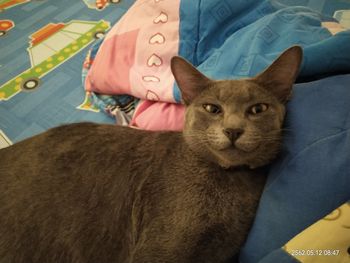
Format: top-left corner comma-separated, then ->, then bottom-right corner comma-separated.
253,46 -> 303,103
171,56 -> 211,105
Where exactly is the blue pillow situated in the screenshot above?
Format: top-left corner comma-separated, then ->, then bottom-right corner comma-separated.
240,74 -> 350,263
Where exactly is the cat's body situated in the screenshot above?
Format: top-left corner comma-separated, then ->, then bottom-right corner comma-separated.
0,123 -> 264,263
0,46 -> 302,263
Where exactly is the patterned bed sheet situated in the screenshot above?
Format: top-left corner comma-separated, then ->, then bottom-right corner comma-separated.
0,0 -> 133,143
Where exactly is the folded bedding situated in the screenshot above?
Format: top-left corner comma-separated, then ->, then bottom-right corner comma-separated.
83,0 -> 350,131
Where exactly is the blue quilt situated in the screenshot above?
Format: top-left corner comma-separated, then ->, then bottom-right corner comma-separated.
241,74 -> 350,263
175,0 -> 350,101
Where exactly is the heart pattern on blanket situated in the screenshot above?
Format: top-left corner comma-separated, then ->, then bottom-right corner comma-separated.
154,12 -> 168,24
146,90 -> 160,101
147,54 -> 163,67
149,33 -> 165,44
143,76 -> 160,82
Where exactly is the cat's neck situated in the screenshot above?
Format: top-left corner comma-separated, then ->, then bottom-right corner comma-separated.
177,132 -> 233,172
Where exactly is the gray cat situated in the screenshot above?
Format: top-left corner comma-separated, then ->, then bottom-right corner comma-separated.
0,46 -> 302,263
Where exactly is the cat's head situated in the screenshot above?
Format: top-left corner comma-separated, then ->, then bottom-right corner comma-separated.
171,46 -> 303,169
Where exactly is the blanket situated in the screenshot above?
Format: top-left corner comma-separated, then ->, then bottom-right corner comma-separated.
83,0 -> 350,131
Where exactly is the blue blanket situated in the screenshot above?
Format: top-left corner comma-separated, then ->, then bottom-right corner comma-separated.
174,0 -> 350,101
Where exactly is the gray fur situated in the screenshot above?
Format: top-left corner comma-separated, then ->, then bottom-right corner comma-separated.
0,46 -> 302,263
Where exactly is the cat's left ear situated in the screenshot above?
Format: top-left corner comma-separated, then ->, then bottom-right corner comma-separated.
171,56 -> 212,105
253,46 -> 303,103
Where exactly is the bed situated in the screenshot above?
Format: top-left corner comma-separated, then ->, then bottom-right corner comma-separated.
1,0 -> 349,262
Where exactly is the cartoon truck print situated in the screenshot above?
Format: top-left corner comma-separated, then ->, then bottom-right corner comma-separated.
0,19 -> 14,37
0,0 -> 30,11
334,10 -> 350,29
83,0 -> 120,11
0,129 -> 12,149
0,20 -> 110,101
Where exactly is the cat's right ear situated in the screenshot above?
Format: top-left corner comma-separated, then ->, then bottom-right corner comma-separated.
171,56 -> 211,105
253,46 -> 303,103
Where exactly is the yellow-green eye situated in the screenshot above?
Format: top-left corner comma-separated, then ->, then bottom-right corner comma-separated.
203,104 -> 222,114
249,103 -> 268,115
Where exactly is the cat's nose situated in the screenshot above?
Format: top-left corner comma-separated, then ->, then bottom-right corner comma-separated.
223,128 -> 244,143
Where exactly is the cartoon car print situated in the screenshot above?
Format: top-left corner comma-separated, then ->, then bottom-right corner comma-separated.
83,0 -> 120,11
77,91 -> 100,112
0,129 -> 12,149
334,10 -> 350,29
0,0 -> 30,11
0,20 -> 110,101
0,19 -> 14,37
96,0 -> 108,9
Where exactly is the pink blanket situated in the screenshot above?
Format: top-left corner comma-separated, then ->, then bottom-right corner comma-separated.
84,0 -> 185,131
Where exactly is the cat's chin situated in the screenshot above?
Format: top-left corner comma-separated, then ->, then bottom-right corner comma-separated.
234,141 -> 260,153
208,145 -> 267,170
217,158 -> 265,170
208,147 -> 247,169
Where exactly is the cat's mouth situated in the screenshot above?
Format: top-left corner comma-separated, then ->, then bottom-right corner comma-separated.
206,133 -> 262,167
209,143 -> 262,168
234,140 -> 260,153
215,140 -> 260,153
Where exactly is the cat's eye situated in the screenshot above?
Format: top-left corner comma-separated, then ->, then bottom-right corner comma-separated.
203,104 -> 222,114
248,103 -> 268,115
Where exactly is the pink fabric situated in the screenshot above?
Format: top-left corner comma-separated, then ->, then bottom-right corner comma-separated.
85,29 -> 139,95
85,0 -> 181,103
84,0 -> 184,131
131,100 -> 185,131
